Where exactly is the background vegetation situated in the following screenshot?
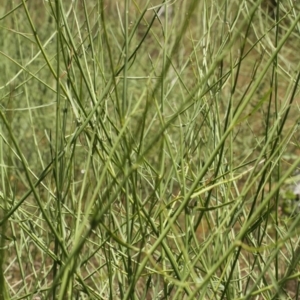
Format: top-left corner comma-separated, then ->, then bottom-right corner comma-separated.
1,0 -> 300,299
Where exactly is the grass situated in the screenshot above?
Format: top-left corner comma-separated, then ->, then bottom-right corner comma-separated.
1,0 -> 300,299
